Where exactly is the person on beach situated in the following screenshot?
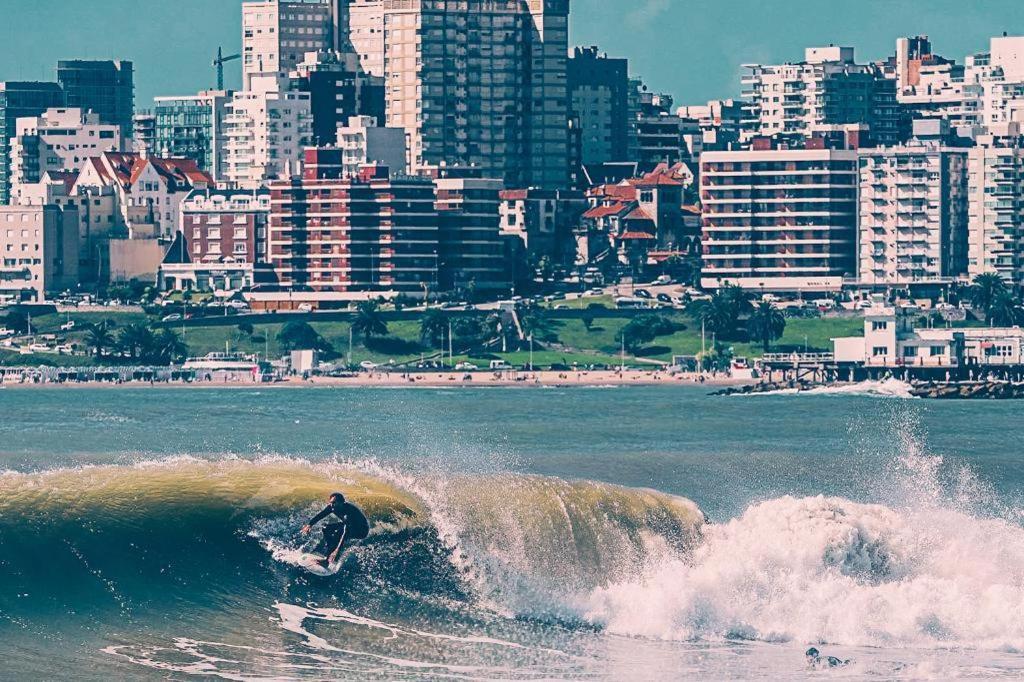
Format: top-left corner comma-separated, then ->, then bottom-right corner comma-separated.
301,492 -> 370,566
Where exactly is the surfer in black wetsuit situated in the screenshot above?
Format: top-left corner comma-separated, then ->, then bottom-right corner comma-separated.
301,492 -> 370,566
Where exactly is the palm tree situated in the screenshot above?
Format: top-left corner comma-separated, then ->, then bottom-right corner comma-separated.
117,323 -> 155,361
419,308 -> 448,348
152,329 -> 189,365
988,289 -> 1022,327
971,273 -> 1009,324
351,299 -> 388,343
518,303 -> 556,344
747,301 -> 787,351
689,285 -> 750,341
86,322 -> 115,358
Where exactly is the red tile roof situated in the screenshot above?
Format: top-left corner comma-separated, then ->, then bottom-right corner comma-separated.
624,206 -> 654,221
582,201 -> 632,219
618,231 -> 656,240
499,189 -> 529,201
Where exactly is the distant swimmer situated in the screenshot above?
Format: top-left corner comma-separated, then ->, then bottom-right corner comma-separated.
805,647 -> 850,670
301,492 -> 370,567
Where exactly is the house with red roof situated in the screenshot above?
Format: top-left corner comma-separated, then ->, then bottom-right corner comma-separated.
74,151 -> 213,240
575,163 -> 700,273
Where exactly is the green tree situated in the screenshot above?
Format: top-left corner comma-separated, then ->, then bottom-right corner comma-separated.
617,314 -> 678,354
689,284 -> 751,341
581,310 -> 596,331
518,303 -> 556,344
970,273 -> 1010,325
151,329 -> 189,364
419,309 -> 449,348
4,309 -> 30,334
237,322 -> 255,337
747,301 -> 787,351
117,323 -> 156,361
351,299 -> 389,343
989,289 -> 1023,327
277,321 -> 325,352
86,321 -> 115,358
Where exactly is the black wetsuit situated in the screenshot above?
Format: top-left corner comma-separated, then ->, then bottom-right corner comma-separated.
309,501 -> 370,556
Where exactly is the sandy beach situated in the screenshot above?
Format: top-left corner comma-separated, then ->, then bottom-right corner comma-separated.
0,369 -> 752,390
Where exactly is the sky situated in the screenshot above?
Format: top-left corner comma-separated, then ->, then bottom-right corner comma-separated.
2,0 -> 1024,107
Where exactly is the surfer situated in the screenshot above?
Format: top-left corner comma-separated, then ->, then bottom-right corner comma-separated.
805,647 -> 850,670
301,492 -> 370,567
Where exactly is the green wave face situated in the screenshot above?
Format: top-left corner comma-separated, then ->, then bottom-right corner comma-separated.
0,459 -> 706,625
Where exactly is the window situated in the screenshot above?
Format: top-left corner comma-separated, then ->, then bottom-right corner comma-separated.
871,321 -> 888,331
903,346 -> 918,357
872,347 -> 888,357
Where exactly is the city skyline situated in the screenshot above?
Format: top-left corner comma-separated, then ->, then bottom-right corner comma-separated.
1,0 -> 1023,106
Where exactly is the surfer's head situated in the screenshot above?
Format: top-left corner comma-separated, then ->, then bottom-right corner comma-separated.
329,492 -> 345,505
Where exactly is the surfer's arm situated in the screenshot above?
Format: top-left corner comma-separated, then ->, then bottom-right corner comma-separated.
302,506 -> 332,532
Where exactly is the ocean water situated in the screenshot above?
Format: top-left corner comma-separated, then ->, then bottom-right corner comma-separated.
1,384 -> 1023,680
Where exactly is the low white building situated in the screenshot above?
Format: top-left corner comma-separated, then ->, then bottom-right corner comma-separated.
833,298 -> 1024,370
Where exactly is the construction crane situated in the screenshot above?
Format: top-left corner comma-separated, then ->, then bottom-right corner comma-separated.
213,47 -> 241,91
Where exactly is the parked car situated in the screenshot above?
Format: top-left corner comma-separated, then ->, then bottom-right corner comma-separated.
656,293 -> 673,303
455,362 -> 478,371
297,303 -> 314,312
634,289 -> 652,299
60,321 -> 76,331
359,361 -> 378,370
161,313 -> 182,322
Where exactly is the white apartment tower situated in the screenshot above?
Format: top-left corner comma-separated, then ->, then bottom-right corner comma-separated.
10,108 -> 123,200
224,78 -> 314,189
857,126 -> 969,285
741,47 -> 901,145
700,148 -> 859,290
380,0 -> 570,189
967,126 -> 1024,283
242,0 -> 334,88
337,0 -> 385,77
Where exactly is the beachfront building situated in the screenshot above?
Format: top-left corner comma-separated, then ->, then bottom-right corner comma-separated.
700,146 -> 859,291
857,120 -> 969,286
159,188 -> 271,293
499,188 -> 586,262
833,297 -> 1024,373
9,108 -> 123,202
435,173 -> 509,296
967,125 -> 1024,284
577,163 -> 695,273
259,150 -> 438,310
223,78 -> 314,189
0,204 -> 79,303
153,91 -> 232,180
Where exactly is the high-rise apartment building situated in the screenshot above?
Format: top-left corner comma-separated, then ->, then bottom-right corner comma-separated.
56,61 -> 134,144
700,147 -> 859,290
153,91 -> 232,179
435,174 -> 509,295
223,78 -> 314,189
0,82 -> 66,204
858,121 -> 969,285
10,108 -> 123,201
291,51 -> 385,146
242,0 -> 334,88
967,126 -> 1024,283
380,0 -> 570,189
568,46 -> 630,167
132,111 -> 157,153
741,47 -> 907,146
337,0 -> 385,77
265,151 -> 439,305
